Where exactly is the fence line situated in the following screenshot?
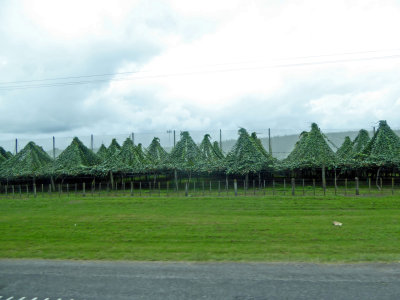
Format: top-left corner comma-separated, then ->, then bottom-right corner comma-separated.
0,178 -> 397,198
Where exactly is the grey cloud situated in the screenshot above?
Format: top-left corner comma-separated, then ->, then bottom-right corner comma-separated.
0,1 -> 216,137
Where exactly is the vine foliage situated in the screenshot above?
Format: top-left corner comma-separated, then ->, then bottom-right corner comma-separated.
0,142 -> 52,179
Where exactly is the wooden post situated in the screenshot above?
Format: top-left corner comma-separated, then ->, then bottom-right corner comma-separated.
283,179 -> 286,195
345,178 -> 347,195
83,182 -> 86,197
234,179 -> 238,196
185,182 -> 188,197
334,177 -> 337,196
130,181 -> 134,196
149,181 -> 152,196
263,180 -> 266,196
158,182 -> 161,197
291,178 -> 295,196
167,182 -> 169,196
58,184 -> 61,197
380,177 -> 383,193
48,184 -> 51,195
41,184 -> 44,194
106,182 -> 110,194
272,179 -> 275,195
368,177 -> 371,194
209,181 -> 212,194
392,177 -> 394,195
313,179 -> 315,196
33,184 -> 37,198
355,177 -> 359,195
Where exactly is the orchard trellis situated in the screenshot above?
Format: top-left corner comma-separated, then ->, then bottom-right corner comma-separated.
1,120 -> 400,193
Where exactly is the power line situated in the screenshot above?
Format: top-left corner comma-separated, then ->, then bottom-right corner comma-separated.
1,48 -> 399,86
1,53 -> 400,91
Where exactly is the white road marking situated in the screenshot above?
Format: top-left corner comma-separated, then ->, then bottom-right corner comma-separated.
44,298 -> 49,300
31,298 -> 37,300
6,297 -> 13,300
18,298 -> 26,300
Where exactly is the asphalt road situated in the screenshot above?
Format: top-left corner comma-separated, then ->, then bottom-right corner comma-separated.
1,260 -> 400,300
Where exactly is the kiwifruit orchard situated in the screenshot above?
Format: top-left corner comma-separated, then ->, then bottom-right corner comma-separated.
1,120 -> 400,196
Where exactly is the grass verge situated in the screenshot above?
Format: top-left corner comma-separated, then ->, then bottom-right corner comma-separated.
1,194 -> 400,262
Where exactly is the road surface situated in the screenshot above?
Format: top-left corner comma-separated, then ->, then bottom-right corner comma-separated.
1,260 -> 400,299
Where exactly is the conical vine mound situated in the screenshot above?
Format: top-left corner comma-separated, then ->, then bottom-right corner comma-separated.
52,137 -> 100,176
164,131 -> 203,172
361,120 -> 400,167
336,136 -> 355,169
352,129 -> 370,154
199,134 -> 225,173
96,144 -> 108,161
225,128 -> 272,175
147,137 -> 168,171
0,146 -> 13,161
283,123 -> 336,169
0,141 -> 52,179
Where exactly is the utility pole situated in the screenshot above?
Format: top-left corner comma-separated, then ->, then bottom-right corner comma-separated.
373,126 -> 376,136
173,130 -> 176,147
52,136 -> 55,159
219,129 -> 222,151
167,130 -> 172,147
131,132 -> 134,143
15,138 -> 18,154
268,128 -> 272,155
91,134 -> 94,151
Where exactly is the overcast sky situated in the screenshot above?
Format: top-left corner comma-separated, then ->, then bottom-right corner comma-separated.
1,0 -> 400,144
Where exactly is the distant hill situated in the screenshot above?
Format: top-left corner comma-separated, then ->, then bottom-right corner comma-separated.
46,148 -> 63,158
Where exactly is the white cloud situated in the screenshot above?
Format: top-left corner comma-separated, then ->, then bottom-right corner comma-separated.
1,0 -> 400,145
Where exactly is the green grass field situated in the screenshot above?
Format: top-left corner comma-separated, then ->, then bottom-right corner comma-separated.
1,192 -> 400,262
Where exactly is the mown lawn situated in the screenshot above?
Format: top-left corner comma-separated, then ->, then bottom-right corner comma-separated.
1,193 -> 400,262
